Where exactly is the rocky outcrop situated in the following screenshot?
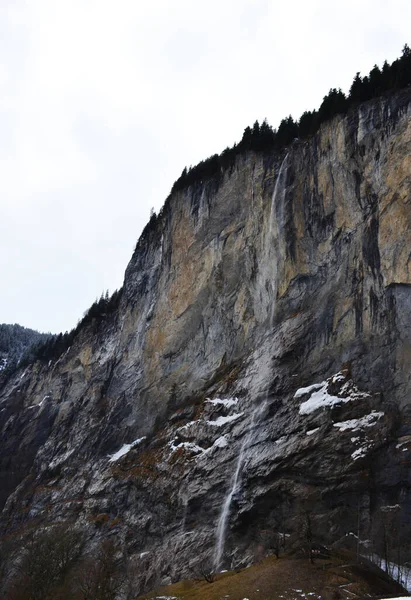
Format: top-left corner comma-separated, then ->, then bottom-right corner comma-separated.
1,89 -> 411,589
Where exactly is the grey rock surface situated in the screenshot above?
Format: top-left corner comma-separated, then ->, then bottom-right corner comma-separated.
1,89 -> 411,589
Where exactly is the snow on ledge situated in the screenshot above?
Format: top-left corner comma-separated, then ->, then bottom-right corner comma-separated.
294,382 -> 325,399
297,382 -> 348,415
333,411 -> 384,432
306,427 -> 320,436
351,446 -> 369,460
206,412 -> 244,427
169,434 -> 230,460
192,435 -> 230,460
331,372 -> 346,384
205,397 -> 239,408
178,420 -> 200,431
396,437 -> 411,451
296,374 -> 373,416
212,435 -> 229,448
108,437 -> 146,462
169,441 -> 204,455
27,395 -> 51,410
201,435 -> 229,456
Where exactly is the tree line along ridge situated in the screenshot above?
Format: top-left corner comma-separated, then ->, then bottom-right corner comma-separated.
170,44 -> 411,194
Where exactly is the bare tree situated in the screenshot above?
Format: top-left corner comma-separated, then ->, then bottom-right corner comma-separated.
301,508 -> 314,564
369,504 -> 406,584
295,491 -> 320,564
259,529 -> 286,559
196,557 -> 215,583
124,554 -> 142,600
74,539 -> 124,600
7,524 -> 84,600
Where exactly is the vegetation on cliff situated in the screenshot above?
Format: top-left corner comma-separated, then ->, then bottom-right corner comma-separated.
170,44 -> 411,194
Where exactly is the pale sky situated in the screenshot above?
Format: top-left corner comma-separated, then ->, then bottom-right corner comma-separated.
1,0 -> 410,333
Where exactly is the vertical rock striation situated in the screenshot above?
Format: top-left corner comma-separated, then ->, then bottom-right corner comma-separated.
1,89 -> 411,586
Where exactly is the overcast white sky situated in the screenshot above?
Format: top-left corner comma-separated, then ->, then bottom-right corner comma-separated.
1,0 -> 410,333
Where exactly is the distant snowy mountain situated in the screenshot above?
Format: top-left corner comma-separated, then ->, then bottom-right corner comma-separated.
0,323 -> 51,371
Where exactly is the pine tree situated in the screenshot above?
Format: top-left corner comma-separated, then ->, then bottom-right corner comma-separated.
318,88 -> 347,124
240,125 -> 253,150
381,60 -> 392,91
349,72 -> 363,104
397,43 -> 411,88
276,116 -> 298,147
369,64 -> 383,97
298,110 -> 318,138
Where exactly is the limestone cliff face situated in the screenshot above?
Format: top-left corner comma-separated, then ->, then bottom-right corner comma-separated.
1,89 -> 411,588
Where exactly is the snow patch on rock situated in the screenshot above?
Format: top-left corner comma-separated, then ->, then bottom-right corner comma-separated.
298,383 -> 348,415
178,420 -> 200,431
396,437 -> 411,451
108,437 -> 146,462
333,411 -> 384,432
27,395 -> 51,410
169,441 -> 204,455
306,427 -> 320,436
206,412 -> 244,427
351,445 -> 371,460
205,397 -> 239,408
294,382 -> 325,399
212,435 -> 229,448
296,374 -> 372,416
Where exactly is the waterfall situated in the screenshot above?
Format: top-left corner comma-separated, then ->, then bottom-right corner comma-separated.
213,155 -> 289,572
269,153 -> 289,241
180,494 -> 188,533
262,153 -> 289,325
213,401 -> 266,571
213,427 -> 249,571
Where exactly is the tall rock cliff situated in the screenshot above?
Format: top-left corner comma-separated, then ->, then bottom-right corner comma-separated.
1,89 -> 411,588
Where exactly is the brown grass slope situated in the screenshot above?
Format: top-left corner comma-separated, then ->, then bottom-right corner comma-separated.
138,553 -> 408,600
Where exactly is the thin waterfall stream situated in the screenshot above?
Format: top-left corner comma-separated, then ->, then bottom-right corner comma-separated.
265,152 -> 289,323
213,154 -> 289,572
213,402 -> 265,571
268,153 -> 289,242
